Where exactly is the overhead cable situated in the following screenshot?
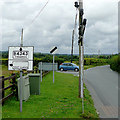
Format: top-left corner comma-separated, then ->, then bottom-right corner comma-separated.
24,0 -> 50,30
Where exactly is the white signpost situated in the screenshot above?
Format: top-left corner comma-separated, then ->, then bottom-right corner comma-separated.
50,47 -> 57,83
8,46 -> 33,71
8,28 -> 33,113
40,62 -> 42,82
8,46 -> 33,113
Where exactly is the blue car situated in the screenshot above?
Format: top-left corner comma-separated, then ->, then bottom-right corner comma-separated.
59,63 -> 79,72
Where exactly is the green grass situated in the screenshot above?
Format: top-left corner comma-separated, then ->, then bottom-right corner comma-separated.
84,64 -> 109,70
0,65 -> 11,77
2,72 -> 98,118
0,105 -> 1,120
84,65 -> 96,70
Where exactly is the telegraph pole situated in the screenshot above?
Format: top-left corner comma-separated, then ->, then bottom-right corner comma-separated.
78,0 -> 84,113
75,0 -> 87,98
74,0 -> 87,114
75,0 -> 84,99
79,0 -> 83,99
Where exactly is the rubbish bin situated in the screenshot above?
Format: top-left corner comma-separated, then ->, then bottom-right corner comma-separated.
28,74 -> 40,95
17,75 -> 30,101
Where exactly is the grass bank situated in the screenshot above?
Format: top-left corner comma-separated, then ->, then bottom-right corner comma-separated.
2,72 -> 98,118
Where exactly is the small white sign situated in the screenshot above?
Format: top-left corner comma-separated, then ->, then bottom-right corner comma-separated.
50,46 -> 57,54
8,46 -> 34,70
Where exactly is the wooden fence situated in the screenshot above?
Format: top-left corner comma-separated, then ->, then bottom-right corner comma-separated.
0,70 -> 49,105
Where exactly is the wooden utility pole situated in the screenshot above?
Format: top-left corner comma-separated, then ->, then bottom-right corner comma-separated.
78,0 -> 84,114
78,0 -> 83,99
74,0 -> 87,114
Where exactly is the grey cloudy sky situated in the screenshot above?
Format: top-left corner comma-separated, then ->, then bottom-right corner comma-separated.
0,0 -> 119,54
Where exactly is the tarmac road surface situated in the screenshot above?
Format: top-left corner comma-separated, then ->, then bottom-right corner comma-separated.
84,65 -> 118,118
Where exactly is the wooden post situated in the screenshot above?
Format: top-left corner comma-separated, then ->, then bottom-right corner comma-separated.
0,76 -> 3,105
36,69 -> 37,73
2,76 -> 4,105
12,73 -> 18,100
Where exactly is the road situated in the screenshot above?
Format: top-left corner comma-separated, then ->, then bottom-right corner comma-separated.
58,65 -> 119,118
84,65 -> 118,118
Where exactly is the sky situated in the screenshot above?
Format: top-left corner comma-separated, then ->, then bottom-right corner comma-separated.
0,0 -> 119,54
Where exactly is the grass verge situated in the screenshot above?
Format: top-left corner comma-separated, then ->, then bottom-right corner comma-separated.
0,65 -> 19,77
2,71 -> 98,118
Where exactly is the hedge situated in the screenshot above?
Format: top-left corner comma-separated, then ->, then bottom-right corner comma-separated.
110,55 -> 120,73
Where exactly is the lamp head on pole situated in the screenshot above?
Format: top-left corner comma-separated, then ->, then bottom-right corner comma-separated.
74,2 -> 79,8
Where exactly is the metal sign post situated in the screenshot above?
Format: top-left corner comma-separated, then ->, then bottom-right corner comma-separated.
20,70 -> 23,112
8,28 -> 33,112
40,62 -> 42,82
50,47 -> 57,83
53,54 -> 54,83
20,28 -> 23,112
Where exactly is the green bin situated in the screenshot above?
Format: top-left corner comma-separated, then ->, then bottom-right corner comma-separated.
17,75 -> 30,101
28,74 -> 40,95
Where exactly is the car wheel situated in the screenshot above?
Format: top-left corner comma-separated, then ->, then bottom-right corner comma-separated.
74,68 -> 78,72
60,68 -> 64,71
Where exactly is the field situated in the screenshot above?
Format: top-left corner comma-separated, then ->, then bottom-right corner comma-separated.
0,65 -> 19,77
2,72 -> 98,118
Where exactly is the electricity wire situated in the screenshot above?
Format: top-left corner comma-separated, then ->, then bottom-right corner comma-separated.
24,0 -> 50,30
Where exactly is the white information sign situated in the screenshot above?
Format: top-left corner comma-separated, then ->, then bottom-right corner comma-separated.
8,46 -> 34,70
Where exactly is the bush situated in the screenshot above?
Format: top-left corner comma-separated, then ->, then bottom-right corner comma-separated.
84,58 -> 108,66
0,59 -> 8,66
33,56 -> 64,68
110,55 -> 120,73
